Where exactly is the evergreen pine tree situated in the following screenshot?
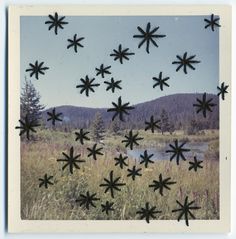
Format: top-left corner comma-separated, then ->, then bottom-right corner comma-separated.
91,112 -> 105,142
160,109 -> 170,135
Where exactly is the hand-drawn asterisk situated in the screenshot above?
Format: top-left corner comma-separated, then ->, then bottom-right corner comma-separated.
75,129 -> 90,145
127,166 -> 142,180
217,82 -> 229,100
76,191 -> 100,210
122,130 -> 143,150
15,116 -> 40,140
47,108 -> 63,126
145,115 -> 161,133
189,156 -> 203,172
67,34 -> 84,53
149,174 -> 176,196
110,44 -> 135,64
87,144 -> 103,160
57,146 -> 85,174
140,150 -> 154,168
38,174 -> 54,189
25,61 -> 49,80
101,201 -> 114,215
95,64 -> 111,78
107,96 -> 134,121
136,202 -> 162,223
172,52 -> 200,74
104,78 -> 122,93
45,12 -> 68,35
114,154 -> 128,169
153,72 -> 170,91
133,22 -> 166,54
193,93 -> 216,118
204,14 -> 221,31
166,140 -> 190,165
76,75 -> 100,97
99,170 -> 126,198
172,196 -> 201,226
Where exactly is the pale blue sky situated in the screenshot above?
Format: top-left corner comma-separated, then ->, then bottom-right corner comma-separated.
20,16 -> 219,109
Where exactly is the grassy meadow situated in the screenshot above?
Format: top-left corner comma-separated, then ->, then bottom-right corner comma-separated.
21,129 -> 219,220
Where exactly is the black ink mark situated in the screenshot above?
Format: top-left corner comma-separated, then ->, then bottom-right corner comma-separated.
76,191 -> 100,210
45,12 -> 68,35
76,75 -> 100,97
133,22 -> 166,54
122,130 -> 143,150
166,140 -> 190,165
172,52 -> 200,74
172,196 -> 201,226
67,34 -> 84,53
104,78 -> 122,93
87,144 -> 103,160
217,82 -> 229,100
149,174 -> 176,196
101,201 -> 114,215
204,14 -> 221,31
96,64 -> 111,78
38,174 -> 54,189
47,108 -> 63,126
153,72 -> 170,91
15,116 -> 40,140
136,202 -> 162,223
193,93 -> 216,118
99,170 -> 126,198
75,129 -> 90,145
140,150 -> 154,168
110,44 -> 135,64
127,166 -> 142,180
145,115 -> 161,133
188,156 -> 203,172
57,146 -> 85,174
114,154 -> 128,169
25,61 -> 49,80
107,96 -> 134,121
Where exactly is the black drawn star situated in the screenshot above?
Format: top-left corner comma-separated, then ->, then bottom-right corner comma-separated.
217,82 -> 229,100
149,174 -> 176,196
172,196 -> 201,226
45,12 -> 68,35
172,52 -> 200,74
114,154 -> 128,169
101,201 -> 114,215
204,14 -> 221,31
104,78 -> 122,93
75,129 -> 90,145
140,150 -> 154,168
67,34 -> 84,53
38,174 -> 54,189
99,170 -> 126,198
25,61 -> 49,80
15,116 -> 40,140
145,115 -> 161,133
127,166 -> 142,180
107,96 -> 134,121
110,44 -> 135,64
189,156 -> 203,172
87,144 -> 103,160
193,93 -> 216,118
95,64 -> 111,78
133,22 -> 166,54
153,72 -> 170,91
57,146 -> 85,174
47,108 -> 63,126
122,130 -> 143,150
136,202 -> 162,223
166,140 -> 190,165
76,191 -> 100,210
76,75 -> 100,97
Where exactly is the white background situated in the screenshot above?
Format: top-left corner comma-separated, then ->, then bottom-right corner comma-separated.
0,0 -> 235,238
